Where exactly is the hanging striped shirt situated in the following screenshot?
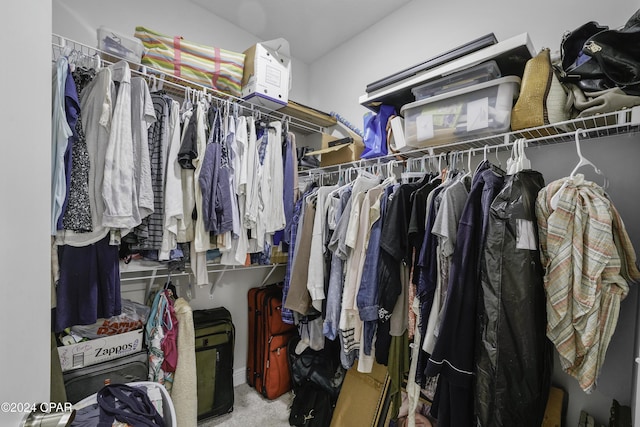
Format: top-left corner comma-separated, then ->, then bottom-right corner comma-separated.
536,175 -> 640,393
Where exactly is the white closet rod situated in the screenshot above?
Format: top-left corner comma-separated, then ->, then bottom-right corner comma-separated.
303,138 -> 519,178
118,263 -> 285,283
51,33 -> 324,135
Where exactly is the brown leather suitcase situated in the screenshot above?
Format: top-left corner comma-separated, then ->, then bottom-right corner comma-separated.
247,283 -> 297,399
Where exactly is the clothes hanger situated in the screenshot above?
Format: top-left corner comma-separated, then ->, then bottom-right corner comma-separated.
515,138 -> 531,172
163,270 -> 177,301
459,149 -> 473,181
569,128 -> 604,180
401,158 -> 424,183
182,87 -> 192,113
149,75 -> 157,92
494,145 -> 502,169
358,162 -> 378,181
281,115 -> 290,135
445,151 -> 458,182
157,74 -> 165,91
430,153 -> 445,183
506,141 -> 518,174
550,129 -> 607,209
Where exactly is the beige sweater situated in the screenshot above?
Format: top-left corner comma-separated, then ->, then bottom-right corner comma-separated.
172,298 -> 197,426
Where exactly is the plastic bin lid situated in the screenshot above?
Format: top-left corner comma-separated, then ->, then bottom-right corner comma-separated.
411,60 -> 501,99
400,75 -> 521,115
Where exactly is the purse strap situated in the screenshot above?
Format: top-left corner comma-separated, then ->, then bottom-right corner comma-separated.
173,36 -> 182,78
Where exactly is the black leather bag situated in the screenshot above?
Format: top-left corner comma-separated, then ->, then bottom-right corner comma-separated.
289,384 -> 333,427
560,9 -> 640,95
287,336 -> 344,399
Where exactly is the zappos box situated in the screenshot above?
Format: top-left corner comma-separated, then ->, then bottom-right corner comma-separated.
57,329 -> 144,372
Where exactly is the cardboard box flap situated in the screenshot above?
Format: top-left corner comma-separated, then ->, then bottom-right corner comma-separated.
307,143 -> 353,156
306,131 -> 365,167
260,38 -> 292,91
260,38 -> 291,60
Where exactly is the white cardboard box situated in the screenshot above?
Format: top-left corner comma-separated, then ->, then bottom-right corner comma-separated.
57,329 -> 144,372
242,38 -> 292,110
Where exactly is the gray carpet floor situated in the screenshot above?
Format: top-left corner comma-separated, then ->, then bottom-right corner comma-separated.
198,383 -> 293,427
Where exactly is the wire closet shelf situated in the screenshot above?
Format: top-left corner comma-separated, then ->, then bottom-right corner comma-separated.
52,34 -> 640,175
303,107 -> 640,176
51,33 -> 326,135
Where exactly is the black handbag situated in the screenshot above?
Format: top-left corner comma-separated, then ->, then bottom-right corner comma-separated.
560,9 -> 640,95
289,384 -> 333,427
287,335 -> 345,399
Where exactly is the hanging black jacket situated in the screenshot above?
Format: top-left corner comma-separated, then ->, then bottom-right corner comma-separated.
475,170 -> 553,427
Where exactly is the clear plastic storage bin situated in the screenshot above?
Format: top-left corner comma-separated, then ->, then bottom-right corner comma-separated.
401,75 -> 520,148
97,26 -> 144,64
411,60 -> 501,100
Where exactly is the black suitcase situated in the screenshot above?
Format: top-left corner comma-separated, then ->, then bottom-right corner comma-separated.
63,351 -> 149,404
193,306 -> 235,420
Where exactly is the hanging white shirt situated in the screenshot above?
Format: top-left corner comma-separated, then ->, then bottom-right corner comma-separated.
262,121 -> 286,235
244,117 -> 262,252
307,185 -> 338,309
159,100 -> 184,261
221,115 -> 249,265
102,61 -> 136,231
129,77 -> 156,227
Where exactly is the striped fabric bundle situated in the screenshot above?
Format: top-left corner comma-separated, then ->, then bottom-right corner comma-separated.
536,174 -> 640,393
134,26 -> 245,97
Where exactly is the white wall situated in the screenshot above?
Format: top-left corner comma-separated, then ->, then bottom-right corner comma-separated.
308,0 -> 639,130
0,0 -> 51,425
52,0 -> 310,104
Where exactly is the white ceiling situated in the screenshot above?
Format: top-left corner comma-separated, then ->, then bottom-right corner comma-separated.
192,0 -> 412,64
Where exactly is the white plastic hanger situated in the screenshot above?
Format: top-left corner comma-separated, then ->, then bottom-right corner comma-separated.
569,128 -> 604,180
444,151 -> 457,182
506,142 -> 518,174
506,138 -> 531,174
459,149 -> 473,181
550,128 -> 607,209
515,139 -> 531,172
149,75 -> 157,92
430,153 -> 445,183
401,158 -> 425,183
384,160 -> 397,181
157,74 -> 165,91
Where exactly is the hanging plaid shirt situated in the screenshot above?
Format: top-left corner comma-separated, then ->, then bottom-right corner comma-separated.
536,175 -> 640,393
